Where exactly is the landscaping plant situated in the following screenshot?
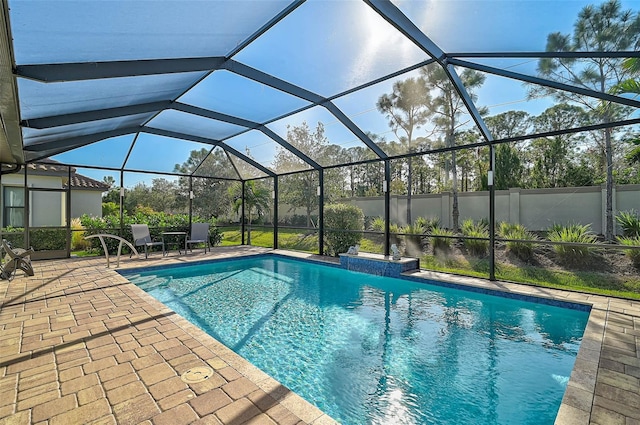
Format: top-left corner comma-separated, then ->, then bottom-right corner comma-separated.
430,227 -> 455,254
402,222 -> 425,256
324,203 -> 364,256
616,210 -> 640,237
547,223 -> 596,265
618,236 -> 640,268
461,219 -> 489,256
498,222 -> 537,261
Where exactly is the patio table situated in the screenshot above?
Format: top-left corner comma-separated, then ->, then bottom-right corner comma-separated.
161,231 -> 187,255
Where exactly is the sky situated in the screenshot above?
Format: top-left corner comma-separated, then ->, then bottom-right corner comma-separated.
10,0 -> 640,188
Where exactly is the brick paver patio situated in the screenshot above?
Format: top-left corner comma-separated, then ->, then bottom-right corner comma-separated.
0,247 -> 638,424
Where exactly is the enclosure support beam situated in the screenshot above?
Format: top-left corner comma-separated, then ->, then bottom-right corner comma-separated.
119,171 -> 125,238
318,169 -> 324,256
66,167 -> 72,257
24,169 -> 29,248
489,145 -> 496,281
241,182 -> 246,246
448,58 -> 640,110
384,161 -> 391,257
16,57 -> 227,82
273,177 -> 279,250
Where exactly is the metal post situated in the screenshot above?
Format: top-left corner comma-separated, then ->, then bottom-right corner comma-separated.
119,170 -> 124,238
66,166 -> 72,257
241,181 -> 246,245
188,177 -> 193,229
384,160 -> 391,257
489,144 -> 496,281
318,169 -> 324,256
273,176 -> 278,249
24,167 -> 29,248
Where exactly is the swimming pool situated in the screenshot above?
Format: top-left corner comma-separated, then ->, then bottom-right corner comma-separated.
122,255 -> 589,425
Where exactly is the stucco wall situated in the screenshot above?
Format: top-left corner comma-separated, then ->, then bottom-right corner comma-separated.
71,190 -> 103,219
1,174 -> 103,227
278,184 -> 640,235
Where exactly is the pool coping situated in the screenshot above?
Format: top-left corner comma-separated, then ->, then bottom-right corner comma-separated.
1,247 -> 638,424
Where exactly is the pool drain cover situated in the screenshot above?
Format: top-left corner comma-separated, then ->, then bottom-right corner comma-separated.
181,366 -> 214,383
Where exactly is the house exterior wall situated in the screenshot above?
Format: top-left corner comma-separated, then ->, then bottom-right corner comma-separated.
71,190 -> 103,219
1,173 -> 104,228
30,191 -> 64,226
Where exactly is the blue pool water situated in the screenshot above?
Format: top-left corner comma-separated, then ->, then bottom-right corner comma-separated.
122,256 -> 589,425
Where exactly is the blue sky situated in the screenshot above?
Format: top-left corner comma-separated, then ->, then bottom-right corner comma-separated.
16,0 -> 637,188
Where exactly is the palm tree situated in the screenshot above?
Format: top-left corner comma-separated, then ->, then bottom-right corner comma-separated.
229,180 -> 271,245
613,58 -> 640,166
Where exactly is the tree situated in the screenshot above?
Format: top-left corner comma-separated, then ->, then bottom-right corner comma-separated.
494,144 -> 524,190
485,112 -> 532,189
421,66 -> 486,231
377,77 -> 431,224
228,180 -> 271,245
273,122 -> 328,228
529,104 -> 592,188
175,148 -> 235,220
485,111 -> 533,140
613,58 -> 640,95
102,176 -> 115,188
613,58 -> 640,171
534,0 -> 640,239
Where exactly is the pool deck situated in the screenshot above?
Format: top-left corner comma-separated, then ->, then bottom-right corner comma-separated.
0,247 -> 638,425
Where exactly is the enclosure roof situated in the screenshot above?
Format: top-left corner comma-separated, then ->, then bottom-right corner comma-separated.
1,0 -> 640,181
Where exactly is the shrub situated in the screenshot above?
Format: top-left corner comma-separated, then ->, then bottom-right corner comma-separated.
70,217 -> 91,251
279,214 -> 318,227
1,227 -> 25,248
618,236 -> 640,268
30,228 -> 67,251
616,210 -> 640,237
547,223 -> 596,265
80,212 -> 219,255
209,227 -> 222,247
461,219 -> 489,256
430,227 -> 455,253
498,222 -> 537,261
102,202 -> 119,217
369,217 -> 386,233
415,216 -> 440,232
324,203 -> 364,256
402,223 -> 425,256
389,223 -> 401,246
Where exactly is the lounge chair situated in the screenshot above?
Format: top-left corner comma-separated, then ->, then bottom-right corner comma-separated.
1,239 -> 34,280
131,224 -> 165,258
186,223 -> 210,253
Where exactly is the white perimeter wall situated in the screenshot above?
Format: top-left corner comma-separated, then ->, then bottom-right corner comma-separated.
279,184 -> 640,235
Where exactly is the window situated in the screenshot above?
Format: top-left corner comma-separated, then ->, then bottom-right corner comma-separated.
3,186 -> 25,228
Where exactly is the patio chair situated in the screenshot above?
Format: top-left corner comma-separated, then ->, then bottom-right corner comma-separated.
1,239 -> 34,280
186,222 -> 210,253
131,224 -> 165,258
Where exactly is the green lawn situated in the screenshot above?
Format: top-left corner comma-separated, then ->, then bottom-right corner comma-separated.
420,252 -> 640,300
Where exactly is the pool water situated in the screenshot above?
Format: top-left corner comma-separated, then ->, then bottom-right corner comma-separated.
123,256 -> 589,425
